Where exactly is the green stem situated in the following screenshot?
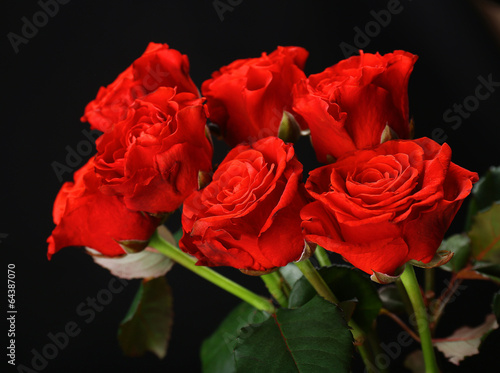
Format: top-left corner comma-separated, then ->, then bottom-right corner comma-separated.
149,231 -> 276,314
396,277 -> 414,316
365,329 -> 390,373
261,272 -> 289,308
294,259 -> 339,303
314,245 -> 332,267
357,343 -> 377,373
294,259 -> 378,373
400,265 -> 439,373
425,268 -> 435,299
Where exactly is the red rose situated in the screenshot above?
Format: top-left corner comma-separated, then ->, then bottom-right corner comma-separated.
47,158 -> 161,259
179,137 -> 309,272
301,138 -> 478,277
293,50 -> 418,163
201,46 -> 309,147
82,42 -> 199,133
94,87 -> 213,214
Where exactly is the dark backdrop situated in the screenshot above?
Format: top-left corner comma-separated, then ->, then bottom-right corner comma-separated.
3,1 -> 500,372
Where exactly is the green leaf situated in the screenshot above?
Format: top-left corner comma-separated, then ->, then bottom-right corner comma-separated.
472,262 -> 500,280
465,198 -> 479,232
466,166 -> 500,230
493,291 -> 500,322
288,265 -> 382,331
468,202 -> 500,264
201,302 -> 269,373
118,276 -> 173,359
472,166 -> 500,211
234,295 -> 353,373
439,234 -> 472,272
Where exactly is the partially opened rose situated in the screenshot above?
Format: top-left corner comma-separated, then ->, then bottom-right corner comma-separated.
82,42 -> 199,133
47,158 -> 161,259
202,46 -> 309,147
180,137 -> 309,272
293,50 -> 418,163
301,138 -> 478,278
94,87 -> 213,214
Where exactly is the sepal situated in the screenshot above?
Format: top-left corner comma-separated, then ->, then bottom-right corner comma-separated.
409,249 -> 454,269
277,111 -> 301,143
370,265 -> 405,284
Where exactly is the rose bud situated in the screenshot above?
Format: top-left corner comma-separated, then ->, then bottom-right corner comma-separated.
94,87 -> 213,214
180,137 -> 309,273
301,137 -> 478,280
293,50 -> 418,163
82,42 -> 199,133
202,46 -> 309,147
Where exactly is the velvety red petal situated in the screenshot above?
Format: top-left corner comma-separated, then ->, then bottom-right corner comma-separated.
47,159 -> 160,259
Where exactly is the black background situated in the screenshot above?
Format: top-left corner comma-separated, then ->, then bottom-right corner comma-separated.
3,0 -> 500,372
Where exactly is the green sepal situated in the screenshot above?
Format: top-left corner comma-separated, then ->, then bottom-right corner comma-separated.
409,250 -> 454,269
116,239 -> 149,254
370,265 -> 405,284
277,111 -> 301,143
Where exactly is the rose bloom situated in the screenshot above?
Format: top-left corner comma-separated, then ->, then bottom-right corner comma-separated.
94,87 -> 213,214
301,138 -> 478,277
201,46 -> 309,147
293,50 -> 418,163
82,42 -> 199,133
180,137 -> 309,272
47,158 -> 161,259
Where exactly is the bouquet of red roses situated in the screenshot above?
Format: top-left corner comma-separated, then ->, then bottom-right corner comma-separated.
47,43 -> 499,372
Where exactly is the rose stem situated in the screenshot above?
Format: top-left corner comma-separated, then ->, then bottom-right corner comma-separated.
396,278 -> 415,316
294,259 -> 339,303
399,265 -> 440,373
294,259 -> 382,373
149,230 -> 276,314
314,245 -> 332,267
261,272 -> 289,308
424,268 -> 435,301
